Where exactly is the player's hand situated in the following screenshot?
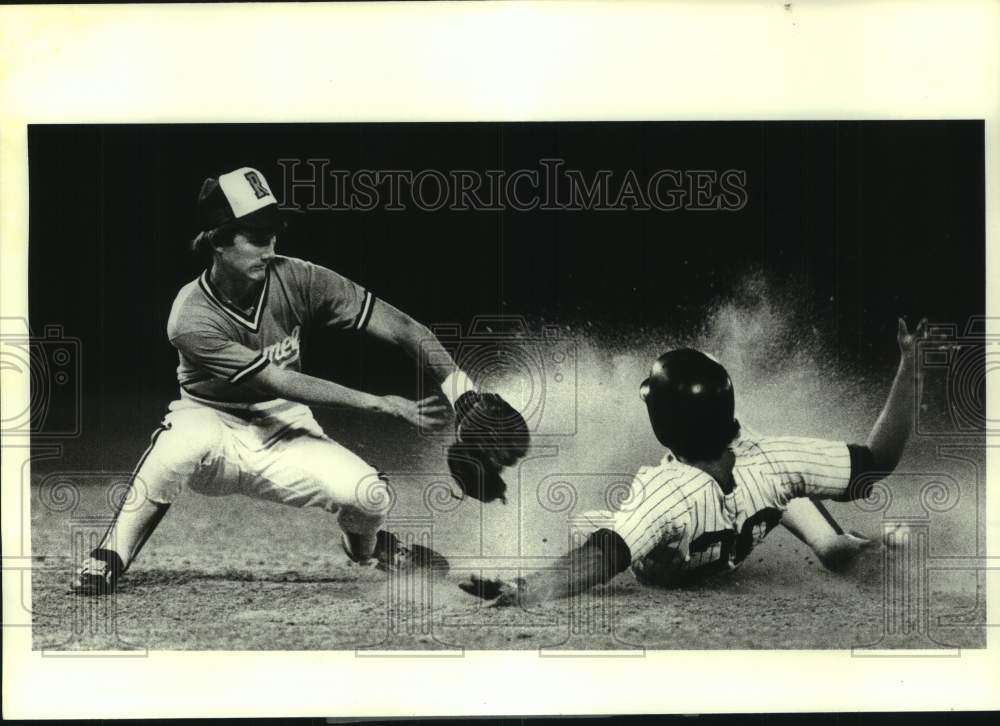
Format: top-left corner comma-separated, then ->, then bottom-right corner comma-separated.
898,317 -> 956,382
383,394 -> 451,430
458,574 -> 523,607
897,317 -> 928,360
818,530 -> 874,572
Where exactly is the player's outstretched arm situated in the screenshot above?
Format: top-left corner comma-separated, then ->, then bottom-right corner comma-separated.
865,317 -> 928,472
362,297 -> 531,504
460,529 -> 631,607
363,297 -> 476,405
772,319 -> 931,570
249,365 -> 450,430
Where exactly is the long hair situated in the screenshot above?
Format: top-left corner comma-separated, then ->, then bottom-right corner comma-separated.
191,219 -> 287,254
190,223 -> 238,257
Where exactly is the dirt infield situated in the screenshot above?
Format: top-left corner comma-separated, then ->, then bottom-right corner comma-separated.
28,474 -> 985,652
25,317 -> 988,652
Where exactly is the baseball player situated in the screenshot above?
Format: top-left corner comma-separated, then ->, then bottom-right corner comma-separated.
73,166 -> 526,595
461,319 -> 929,606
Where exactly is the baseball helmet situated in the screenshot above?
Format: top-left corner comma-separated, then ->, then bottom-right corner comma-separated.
639,348 -> 739,461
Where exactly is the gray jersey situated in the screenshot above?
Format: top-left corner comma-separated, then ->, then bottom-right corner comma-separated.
167,255 -> 374,404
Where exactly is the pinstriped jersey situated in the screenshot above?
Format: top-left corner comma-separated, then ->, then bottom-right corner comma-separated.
167,255 -> 375,404
611,433 -> 854,583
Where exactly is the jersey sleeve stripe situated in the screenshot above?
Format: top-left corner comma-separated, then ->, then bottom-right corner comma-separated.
353,290 -> 375,331
229,355 -> 270,383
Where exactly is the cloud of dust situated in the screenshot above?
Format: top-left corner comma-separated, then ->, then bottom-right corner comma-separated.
421,273 -> 976,590
501,272 -> 879,504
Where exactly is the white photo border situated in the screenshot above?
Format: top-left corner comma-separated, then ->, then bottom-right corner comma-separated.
2,0 -> 998,718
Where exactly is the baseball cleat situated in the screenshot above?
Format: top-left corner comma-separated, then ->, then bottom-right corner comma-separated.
374,531 -> 451,574
373,530 -> 415,573
342,530 -> 416,573
71,549 -> 124,595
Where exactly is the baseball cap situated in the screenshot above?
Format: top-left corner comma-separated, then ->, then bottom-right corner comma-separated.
197,166 -> 284,232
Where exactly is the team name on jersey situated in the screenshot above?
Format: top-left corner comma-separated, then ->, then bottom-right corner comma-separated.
261,325 -> 301,367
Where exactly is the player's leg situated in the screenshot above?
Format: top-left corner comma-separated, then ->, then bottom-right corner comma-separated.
72,423 -> 172,594
73,405 -> 228,594
781,497 -> 871,571
73,499 -> 171,595
336,477 -> 399,570
238,420 -> 406,569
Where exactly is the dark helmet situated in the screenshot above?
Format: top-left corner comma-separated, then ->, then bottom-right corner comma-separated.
639,348 -> 740,461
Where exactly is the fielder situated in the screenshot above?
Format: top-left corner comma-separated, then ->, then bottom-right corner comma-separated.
73,166 -> 526,595
461,319 -> 928,606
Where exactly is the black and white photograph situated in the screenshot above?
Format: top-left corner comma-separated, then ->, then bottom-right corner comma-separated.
20,120 -> 988,653
2,1 -> 997,719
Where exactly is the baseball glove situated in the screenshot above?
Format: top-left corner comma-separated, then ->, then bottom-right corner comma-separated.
446,392 -> 530,504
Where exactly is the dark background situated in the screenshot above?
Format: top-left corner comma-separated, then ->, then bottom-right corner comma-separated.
27,122 -> 984,466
